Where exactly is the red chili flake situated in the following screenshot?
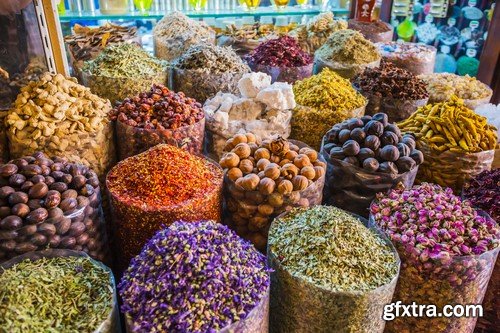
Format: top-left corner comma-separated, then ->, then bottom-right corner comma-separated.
245,36 -> 313,68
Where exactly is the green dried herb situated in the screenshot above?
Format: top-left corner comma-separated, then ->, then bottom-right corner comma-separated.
0,256 -> 114,333
269,205 -> 398,292
83,43 -> 167,78
268,206 -> 400,333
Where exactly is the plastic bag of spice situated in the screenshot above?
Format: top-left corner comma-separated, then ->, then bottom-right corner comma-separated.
82,70 -> 168,105
416,141 -> 494,193
217,36 -> 264,58
322,155 -> 418,217
115,116 -> 205,160
314,55 -> 380,79
362,94 -> 429,123
249,63 -> 314,84
369,213 -> 499,333
106,144 -> 224,271
347,20 -> 394,43
268,208 -> 400,333
0,155 -> 109,264
0,249 -> 119,333
222,139 -> 326,252
376,42 -> 437,76
172,68 -> 246,103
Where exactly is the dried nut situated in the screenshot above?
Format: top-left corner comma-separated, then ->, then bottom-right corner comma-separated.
248,143 -> 259,155
288,191 -> 301,204
0,216 -> 23,230
254,148 -> 271,161
18,225 -> 37,236
281,163 -> 299,179
220,152 -> 240,169
293,154 -> 311,168
28,182 -> 49,199
269,155 -> 281,163
268,193 -> 284,207
279,159 -> 291,167
259,178 -> 276,195
31,234 -> 49,247
69,222 -> 85,237
0,186 -> 15,199
248,232 -> 267,252
239,159 -> 254,174
245,191 -> 265,204
257,171 -> 265,179
240,174 -> 260,191
22,164 -> 42,177
233,143 -> 251,159
256,159 -> 270,171
299,148 -> 318,162
257,204 -> 274,216
290,144 -> 300,152
276,179 -> 293,195
0,164 -> 18,177
245,133 -> 257,143
249,215 -> 268,231
60,198 -> 78,212
0,230 -> 17,240
313,166 -> 326,181
0,207 -> 10,218
227,168 -> 243,182
224,138 -> 235,152
264,163 -> 281,180
20,181 -> 34,192
31,175 -> 45,184
55,218 -> 72,234
60,236 -> 76,248
232,133 -> 248,145
11,203 -> 30,218
37,223 -> 57,236
9,174 -> 26,187
8,192 -> 29,205
284,150 -> 298,160
27,199 -> 43,210
300,166 -> 316,180
50,182 -> 68,192
26,208 -> 49,224
49,234 -> 61,247
15,242 -> 37,253
44,190 -> 62,209
298,198 -> 310,207
62,189 -> 78,200
292,175 -> 309,191
48,207 -> 64,219
314,160 -> 327,169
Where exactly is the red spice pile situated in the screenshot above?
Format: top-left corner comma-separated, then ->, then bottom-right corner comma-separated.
246,36 -> 313,68
107,144 -> 222,208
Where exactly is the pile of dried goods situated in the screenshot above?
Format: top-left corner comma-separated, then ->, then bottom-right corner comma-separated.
119,221 -> 270,333
376,42 -> 436,75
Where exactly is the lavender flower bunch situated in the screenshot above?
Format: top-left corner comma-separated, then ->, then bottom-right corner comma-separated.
119,220 -> 271,333
371,183 -> 499,285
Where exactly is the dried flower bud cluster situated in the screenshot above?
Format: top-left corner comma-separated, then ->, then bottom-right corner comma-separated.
109,84 -> 203,130
463,169 -> 499,222
220,134 -> 326,251
119,221 -> 270,333
371,182 -> 499,283
246,36 -> 313,68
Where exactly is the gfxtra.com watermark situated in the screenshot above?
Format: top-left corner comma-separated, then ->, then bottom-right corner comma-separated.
383,301 -> 483,321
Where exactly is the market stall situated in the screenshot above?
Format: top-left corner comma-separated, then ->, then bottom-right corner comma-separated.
0,0 -> 499,332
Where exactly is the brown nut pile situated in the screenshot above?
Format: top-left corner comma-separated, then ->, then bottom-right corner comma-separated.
220,135 -> 326,251
6,73 -> 115,180
0,152 -> 107,263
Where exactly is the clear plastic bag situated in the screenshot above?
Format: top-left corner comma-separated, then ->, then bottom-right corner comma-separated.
291,104 -> 366,151
428,89 -> 493,111
172,67 -> 247,103
369,214 -> 499,333
377,42 -> 437,75
154,32 -> 216,61
362,93 -> 429,123
0,249 -> 119,333
248,63 -> 314,84
115,117 -> 205,161
347,20 -> 394,43
223,140 -> 326,252
125,287 -> 270,333
268,214 -> 400,333
474,255 -> 499,332
314,55 -> 381,79
107,157 -> 223,271
416,141 -> 494,193
493,146 -> 500,169
322,149 -> 418,217
7,121 -> 116,182
81,70 -> 168,105
0,187 -> 108,264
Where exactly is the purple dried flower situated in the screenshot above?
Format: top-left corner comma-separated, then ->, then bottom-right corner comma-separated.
245,36 -> 313,68
118,221 -> 270,333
